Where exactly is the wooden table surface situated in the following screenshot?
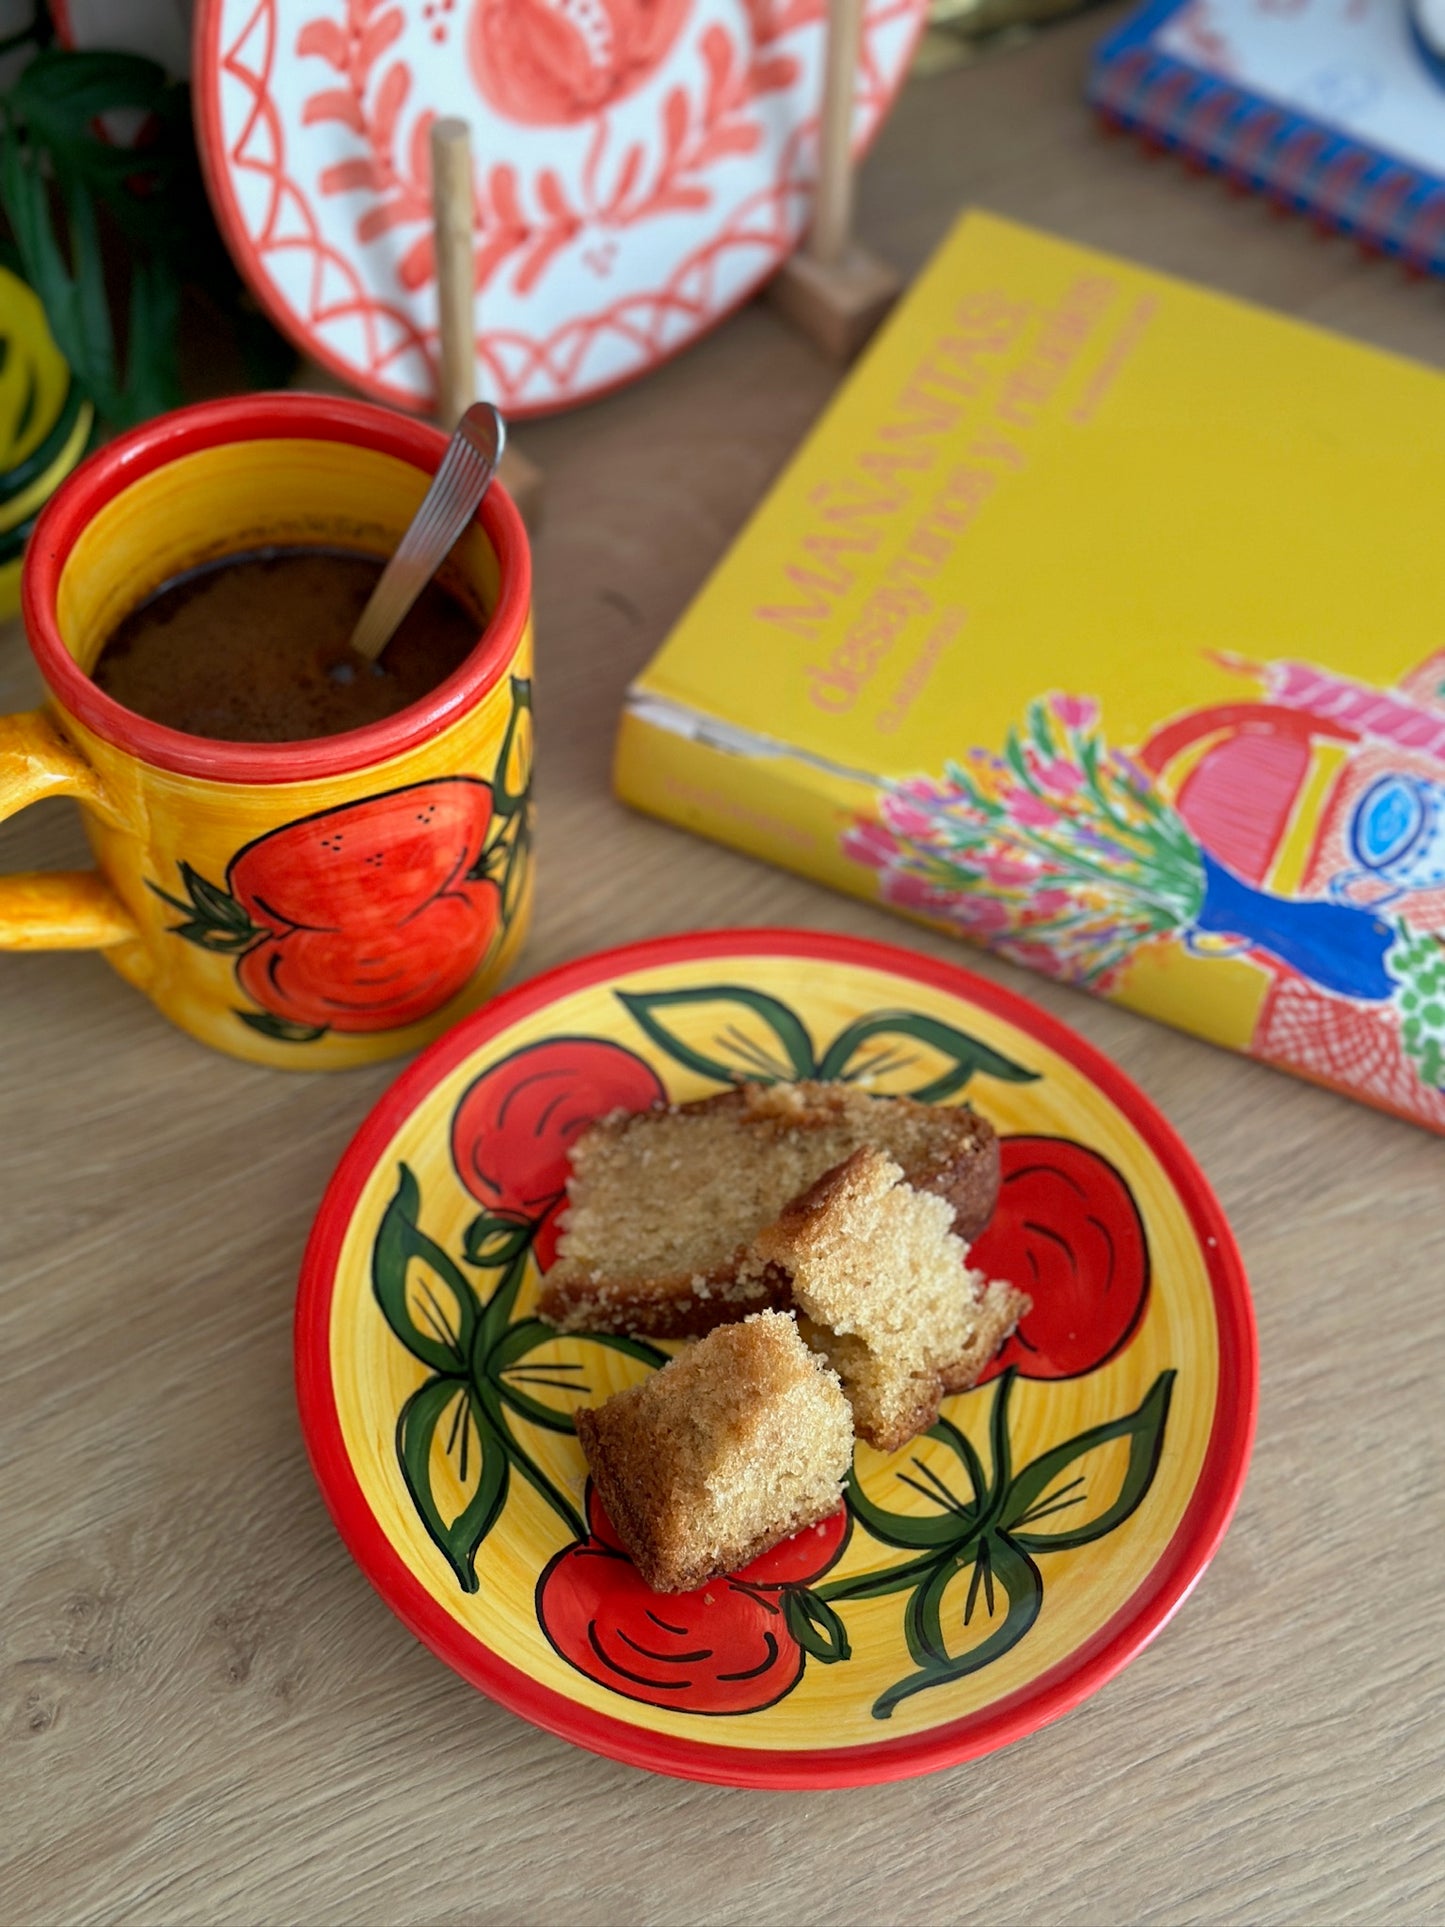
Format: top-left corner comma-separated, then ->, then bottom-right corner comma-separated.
4,15 -> 1443,1923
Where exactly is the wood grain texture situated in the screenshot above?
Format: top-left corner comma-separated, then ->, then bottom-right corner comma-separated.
3,13 -> 1443,1921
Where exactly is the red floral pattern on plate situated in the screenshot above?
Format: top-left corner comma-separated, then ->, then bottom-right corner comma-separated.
469,0 -> 695,126
537,1487 -> 849,1714
970,1136 -> 1150,1382
194,0 -> 928,417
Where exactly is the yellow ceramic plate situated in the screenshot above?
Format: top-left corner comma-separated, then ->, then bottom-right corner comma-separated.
296,928 -> 1256,1786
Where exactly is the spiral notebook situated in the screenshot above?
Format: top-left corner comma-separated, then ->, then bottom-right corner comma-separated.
1088,0 -> 1445,275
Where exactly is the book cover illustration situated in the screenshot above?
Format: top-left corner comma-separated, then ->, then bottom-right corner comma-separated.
617,213 -> 1445,1131
839,658 -> 1445,1129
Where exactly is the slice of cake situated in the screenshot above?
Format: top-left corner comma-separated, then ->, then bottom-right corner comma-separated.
575,1310 -> 853,1594
751,1147 -> 1029,1453
539,1080 -> 999,1338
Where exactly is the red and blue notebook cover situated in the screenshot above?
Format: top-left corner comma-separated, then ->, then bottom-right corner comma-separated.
1088,0 -> 1445,274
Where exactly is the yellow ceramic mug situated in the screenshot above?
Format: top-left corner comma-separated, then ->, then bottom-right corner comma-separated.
4,394 -> 534,1068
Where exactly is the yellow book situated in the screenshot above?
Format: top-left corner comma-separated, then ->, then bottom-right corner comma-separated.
616,212 -> 1445,1131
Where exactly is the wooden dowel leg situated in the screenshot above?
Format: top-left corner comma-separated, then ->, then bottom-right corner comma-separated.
430,116 -> 545,530
431,117 -> 478,430
809,0 -> 864,268
766,0 -> 903,362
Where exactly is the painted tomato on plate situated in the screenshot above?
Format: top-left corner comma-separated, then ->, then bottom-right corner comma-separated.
970,1135 -> 1150,1381
450,1035 -> 666,1265
537,1486 -> 850,1715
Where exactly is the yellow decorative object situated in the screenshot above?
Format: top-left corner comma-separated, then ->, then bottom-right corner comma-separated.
3,394 -> 533,1068
0,253 -> 94,617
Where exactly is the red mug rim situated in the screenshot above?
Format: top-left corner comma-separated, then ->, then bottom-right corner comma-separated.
21,393 -> 532,785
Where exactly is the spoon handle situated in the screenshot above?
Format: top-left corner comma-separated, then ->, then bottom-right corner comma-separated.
350,402 -> 505,663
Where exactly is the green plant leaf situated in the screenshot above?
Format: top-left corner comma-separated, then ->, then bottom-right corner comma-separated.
178,861 -> 252,929
987,1368 -> 1015,1521
0,46 -> 293,430
616,985 -> 816,1085
493,1385 -> 579,1432
396,1377 -> 507,1594
483,1320 -> 666,1431
121,250 -> 181,421
816,1010 -> 1039,1100
1003,1370 -> 1176,1552
483,1317 -> 584,1431
783,1587 -> 852,1663
500,807 -> 533,928
844,1415 -> 988,1551
149,861 -> 258,950
574,1330 -> 670,1371
475,1243 -> 534,1348
1026,697 -> 1059,762
461,1212 -> 534,1268
65,177 -> 111,379
371,1164 -> 480,1374
495,676 -> 533,817
10,50 -> 173,142
0,123 -> 110,414
485,1318 -> 568,1373
2,118 -> 130,424
474,1378 -> 584,1540
470,679 -> 533,913
1004,727 -> 1039,797
162,919 -> 254,954
236,1011 -> 328,1043
817,1549 -> 941,1605
0,510 -> 37,567
874,1533 -> 1043,1720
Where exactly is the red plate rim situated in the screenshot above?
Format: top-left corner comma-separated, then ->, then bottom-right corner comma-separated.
294,926 -> 1258,1788
190,2 -> 930,421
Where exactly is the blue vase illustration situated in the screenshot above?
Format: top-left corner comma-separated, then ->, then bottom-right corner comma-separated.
1192,852 -> 1396,1002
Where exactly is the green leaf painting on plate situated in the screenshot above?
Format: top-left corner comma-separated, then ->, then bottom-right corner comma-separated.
370,1162 -> 665,1593
615,983 -> 1037,1098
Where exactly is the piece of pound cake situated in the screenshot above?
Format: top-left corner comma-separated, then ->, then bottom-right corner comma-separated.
574,1310 -> 853,1594
539,1080 -> 1000,1338
751,1147 -> 1030,1453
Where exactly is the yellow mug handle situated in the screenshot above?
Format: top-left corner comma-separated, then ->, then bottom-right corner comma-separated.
0,710 -> 138,949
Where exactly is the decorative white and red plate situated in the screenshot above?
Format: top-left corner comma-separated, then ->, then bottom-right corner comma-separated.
192,0 -> 928,418
295,928 -> 1257,1787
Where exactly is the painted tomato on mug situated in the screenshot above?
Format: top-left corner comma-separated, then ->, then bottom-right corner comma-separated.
151,777 -> 509,1042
